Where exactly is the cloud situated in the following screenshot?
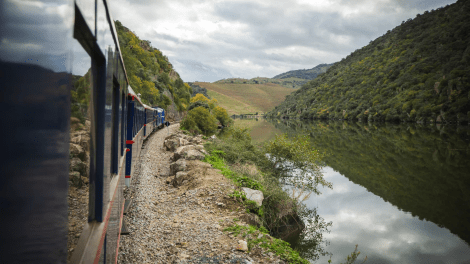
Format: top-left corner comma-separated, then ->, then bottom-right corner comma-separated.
108,0 -> 458,82
305,166 -> 470,264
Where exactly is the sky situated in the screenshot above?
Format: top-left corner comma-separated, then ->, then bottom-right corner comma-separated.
306,167 -> 470,264
108,0 -> 458,82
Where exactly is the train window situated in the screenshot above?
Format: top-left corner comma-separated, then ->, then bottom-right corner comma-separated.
68,5 -> 93,263
111,77 -> 119,175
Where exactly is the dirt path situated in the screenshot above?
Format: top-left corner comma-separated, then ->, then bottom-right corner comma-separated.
117,124 -> 285,264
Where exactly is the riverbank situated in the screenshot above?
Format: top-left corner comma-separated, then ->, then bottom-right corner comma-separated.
117,124 -> 296,263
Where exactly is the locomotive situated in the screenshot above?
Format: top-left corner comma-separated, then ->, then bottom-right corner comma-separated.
0,0 -> 166,263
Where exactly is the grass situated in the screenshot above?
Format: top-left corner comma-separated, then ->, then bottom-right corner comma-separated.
206,90 -> 261,116
223,223 -> 310,264
195,82 -> 295,115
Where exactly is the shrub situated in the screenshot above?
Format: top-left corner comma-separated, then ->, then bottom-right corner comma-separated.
212,106 -> 233,126
180,106 -> 217,135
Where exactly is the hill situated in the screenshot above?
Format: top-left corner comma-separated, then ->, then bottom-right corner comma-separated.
267,0 -> 470,124
272,63 -> 333,80
214,63 -> 333,89
194,82 -> 294,115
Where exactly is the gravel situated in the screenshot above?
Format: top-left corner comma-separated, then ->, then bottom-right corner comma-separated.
118,124 -> 285,264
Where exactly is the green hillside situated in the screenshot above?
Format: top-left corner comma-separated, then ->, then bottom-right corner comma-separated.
271,119 -> 470,244
115,21 -> 191,113
267,0 -> 470,124
214,64 -> 332,90
272,63 -> 333,80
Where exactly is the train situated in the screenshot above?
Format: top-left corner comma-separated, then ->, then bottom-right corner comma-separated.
0,0 -> 168,263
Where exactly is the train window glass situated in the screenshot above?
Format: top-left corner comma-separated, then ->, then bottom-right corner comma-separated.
75,0 -> 95,37
111,77 -> 119,175
67,15 -> 92,264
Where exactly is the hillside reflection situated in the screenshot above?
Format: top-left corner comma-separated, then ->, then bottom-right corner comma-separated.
269,119 -> 470,245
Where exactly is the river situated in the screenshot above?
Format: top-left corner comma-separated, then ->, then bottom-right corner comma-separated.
232,118 -> 470,264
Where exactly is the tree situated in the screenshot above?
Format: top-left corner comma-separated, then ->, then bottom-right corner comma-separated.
263,134 -> 332,195
212,106 -> 232,126
180,106 -> 218,135
190,93 -> 210,104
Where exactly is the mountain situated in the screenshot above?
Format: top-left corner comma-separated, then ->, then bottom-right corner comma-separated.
272,63 -> 334,80
115,21 -> 191,119
213,63 -> 333,90
267,0 -> 470,124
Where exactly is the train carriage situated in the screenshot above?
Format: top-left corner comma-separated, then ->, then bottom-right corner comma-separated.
0,0 -> 166,263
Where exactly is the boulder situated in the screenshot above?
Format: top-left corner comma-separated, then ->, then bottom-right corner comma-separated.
184,149 -> 205,161
69,143 -> 83,155
174,145 -> 206,161
172,171 -> 189,187
242,187 -> 264,207
169,159 -> 187,175
236,240 -> 248,252
70,157 -> 87,176
79,134 -> 90,152
164,138 -> 180,151
179,138 -> 190,146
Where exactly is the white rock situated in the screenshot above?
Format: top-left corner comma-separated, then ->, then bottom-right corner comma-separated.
236,240 -> 248,251
242,187 -> 264,206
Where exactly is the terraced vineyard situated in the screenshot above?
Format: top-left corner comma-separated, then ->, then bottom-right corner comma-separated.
194,82 -> 295,115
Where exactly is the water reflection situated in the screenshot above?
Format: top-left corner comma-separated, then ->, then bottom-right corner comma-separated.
269,120 -> 470,263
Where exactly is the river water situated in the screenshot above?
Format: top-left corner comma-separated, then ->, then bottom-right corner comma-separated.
233,118 -> 470,264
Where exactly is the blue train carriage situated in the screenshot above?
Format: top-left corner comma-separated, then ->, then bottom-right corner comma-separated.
0,0 -> 132,263
155,107 -> 165,128
124,86 -> 154,187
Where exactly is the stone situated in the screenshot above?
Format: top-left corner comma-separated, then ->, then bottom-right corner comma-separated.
179,138 -> 190,146
170,160 -> 187,175
242,187 -> 264,206
185,149 -> 205,160
172,172 -> 188,187
174,145 -> 205,161
236,240 -> 248,252
164,135 -> 181,151
70,157 -> 87,176
70,135 -> 81,144
69,143 -> 83,155
79,134 -> 90,152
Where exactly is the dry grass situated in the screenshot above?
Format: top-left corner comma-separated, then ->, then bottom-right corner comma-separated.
195,82 -> 295,114
233,119 -> 282,144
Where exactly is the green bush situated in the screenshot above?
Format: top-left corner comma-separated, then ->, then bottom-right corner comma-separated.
180,106 -> 217,135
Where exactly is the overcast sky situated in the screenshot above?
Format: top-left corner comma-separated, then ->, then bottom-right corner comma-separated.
109,0 -> 457,82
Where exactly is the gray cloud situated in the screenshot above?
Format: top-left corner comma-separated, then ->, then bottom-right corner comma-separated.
109,0 -> 458,82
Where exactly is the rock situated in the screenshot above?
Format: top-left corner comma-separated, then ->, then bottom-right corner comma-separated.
70,157 -> 87,176
194,145 -> 208,155
79,134 -> 90,152
236,240 -> 248,252
69,143 -> 83,155
70,135 -> 81,144
190,135 -> 203,144
241,213 -> 262,227
216,202 -> 226,207
210,135 -> 217,140
242,187 -> 264,206
164,134 -> 182,151
185,149 -> 205,160
179,138 -> 189,146
172,172 -> 188,187
170,159 -> 187,175
174,145 -> 205,161
69,171 -> 83,188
